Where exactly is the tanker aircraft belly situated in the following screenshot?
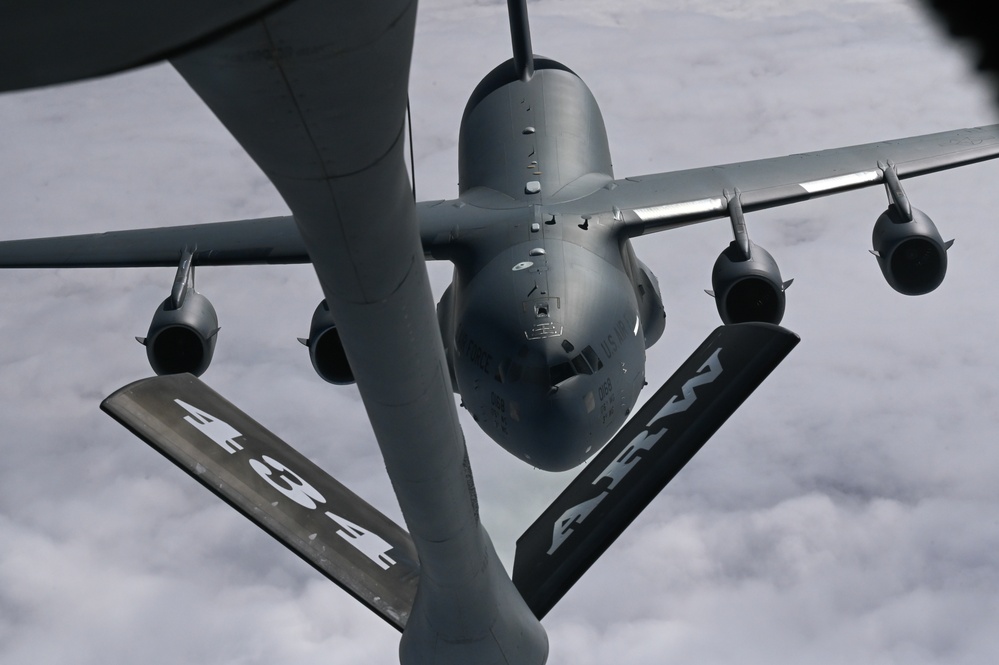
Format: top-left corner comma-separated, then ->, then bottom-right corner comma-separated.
1,1 -> 999,664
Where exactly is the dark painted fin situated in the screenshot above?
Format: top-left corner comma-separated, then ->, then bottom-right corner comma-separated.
101,373 -> 420,631
508,0 -> 534,81
512,322 -> 800,618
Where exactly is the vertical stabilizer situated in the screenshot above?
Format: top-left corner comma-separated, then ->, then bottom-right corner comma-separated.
508,0 -> 534,80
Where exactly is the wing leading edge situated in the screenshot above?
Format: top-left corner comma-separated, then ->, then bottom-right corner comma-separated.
0,199 -> 467,269
573,124 -> 999,235
0,216 -> 307,268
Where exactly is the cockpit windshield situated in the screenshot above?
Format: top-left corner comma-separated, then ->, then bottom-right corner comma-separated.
498,344 -> 604,387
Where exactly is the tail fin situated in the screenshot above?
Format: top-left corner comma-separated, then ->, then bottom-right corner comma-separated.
102,373 -> 419,631
513,323 -> 799,618
508,0 -> 534,80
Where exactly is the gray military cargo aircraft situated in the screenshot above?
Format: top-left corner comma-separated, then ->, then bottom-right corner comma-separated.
2,1 -> 999,664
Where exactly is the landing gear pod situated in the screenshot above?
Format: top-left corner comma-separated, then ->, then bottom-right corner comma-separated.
299,300 -> 354,385
871,206 -> 951,295
710,240 -> 790,325
139,291 -> 219,377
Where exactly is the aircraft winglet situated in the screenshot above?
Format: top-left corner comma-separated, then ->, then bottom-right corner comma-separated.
512,322 -> 799,618
101,373 -> 420,631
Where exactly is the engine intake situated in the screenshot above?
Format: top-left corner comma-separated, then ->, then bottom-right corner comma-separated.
139,291 -> 219,376
711,240 -> 788,325
872,205 -> 950,295
301,300 -> 354,385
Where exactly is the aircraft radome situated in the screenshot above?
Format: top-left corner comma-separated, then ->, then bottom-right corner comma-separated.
1,1 -> 999,663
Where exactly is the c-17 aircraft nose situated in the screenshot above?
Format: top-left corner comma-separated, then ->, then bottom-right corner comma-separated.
464,332 -> 641,472
449,237 -> 649,470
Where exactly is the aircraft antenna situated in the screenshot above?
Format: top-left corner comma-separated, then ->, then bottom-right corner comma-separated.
508,0 -> 534,81
407,98 -> 416,200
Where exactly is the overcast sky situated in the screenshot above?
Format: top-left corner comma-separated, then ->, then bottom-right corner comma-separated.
2,1 -> 999,664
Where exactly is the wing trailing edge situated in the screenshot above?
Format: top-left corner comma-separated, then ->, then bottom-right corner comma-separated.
512,322 -> 800,618
101,373 -> 419,631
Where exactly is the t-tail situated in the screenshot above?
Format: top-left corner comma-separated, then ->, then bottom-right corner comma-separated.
508,0 -> 534,81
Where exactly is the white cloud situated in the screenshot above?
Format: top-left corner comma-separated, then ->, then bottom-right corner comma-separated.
2,1 -> 999,664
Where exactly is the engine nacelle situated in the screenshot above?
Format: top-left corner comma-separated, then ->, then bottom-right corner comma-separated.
140,291 -> 219,377
872,205 -> 950,295
301,300 -> 354,385
711,240 -> 788,325
635,259 -> 666,349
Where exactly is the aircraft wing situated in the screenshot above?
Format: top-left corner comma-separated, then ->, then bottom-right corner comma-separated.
0,200 -> 471,268
0,216 -> 306,268
3,126 -> 997,268
578,125 -> 999,236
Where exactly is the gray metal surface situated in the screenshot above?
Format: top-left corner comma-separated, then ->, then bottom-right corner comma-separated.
0,217 -> 306,268
507,0 -> 534,82
0,0 -> 288,92
0,201 -> 470,267
459,58 -> 613,205
580,125 -> 999,234
102,373 -> 420,631
513,323 -> 800,618
169,2 -> 548,664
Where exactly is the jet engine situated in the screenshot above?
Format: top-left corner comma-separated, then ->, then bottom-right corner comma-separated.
871,205 -> 951,295
634,259 -> 666,349
710,240 -> 789,325
299,300 -> 355,385
138,291 -> 219,377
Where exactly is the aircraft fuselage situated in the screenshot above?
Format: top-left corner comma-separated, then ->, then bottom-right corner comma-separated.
438,59 -> 665,471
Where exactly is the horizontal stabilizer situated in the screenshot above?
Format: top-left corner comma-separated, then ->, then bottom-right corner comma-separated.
101,373 -> 419,631
512,322 -> 799,618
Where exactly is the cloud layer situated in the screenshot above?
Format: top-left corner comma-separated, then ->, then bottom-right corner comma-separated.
2,1 -> 998,663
